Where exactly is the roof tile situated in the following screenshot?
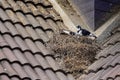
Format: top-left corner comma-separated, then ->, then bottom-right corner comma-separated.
110,55 -> 120,67
87,70 -> 103,80
7,0 -> 21,11
24,52 -> 40,66
97,42 -> 120,58
0,35 -> 8,46
0,63 -> 5,73
35,41 -> 51,55
30,42 -> 41,51
112,27 -> 120,34
46,56 -> 60,70
0,8 -> 10,20
39,0 -> 52,7
36,17 -> 52,29
0,75 -> 10,80
68,74 -> 76,80
3,34 -> 19,48
103,32 -> 120,46
87,57 -> 107,71
35,54 -> 50,68
115,77 -> 120,80
35,68 -> 50,80
0,0 -> 11,8
47,8 -> 61,20
12,63 -> 30,79
45,70 -> 60,80
5,10 -> 20,23
25,39 -> 40,53
26,14 -> 41,27
0,0 -> 75,80
13,50 -> 29,64
2,48 -> 18,62
56,72 -> 70,80
1,2 -> 51,42
25,0 -> 52,7
4,22 -> 19,35
23,66 -> 40,79
56,21 -> 68,30
1,61 -> 18,76
96,45 -> 113,59
14,37 -> 30,51
101,65 -> 120,80
46,19 -> 60,33
102,53 -> 120,68
35,28 -> 50,42
16,1 -> 30,13
25,27 -> 40,40
82,27 -> 120,80
16,12 -> 30,24
37,5 -> 50,17
0,49 -> 6,60
11,77 -> 21,80
0,21 -> 9,33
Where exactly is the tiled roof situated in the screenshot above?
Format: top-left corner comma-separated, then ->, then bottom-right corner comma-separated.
0,0 -> 74,80
79,27 -> 120,80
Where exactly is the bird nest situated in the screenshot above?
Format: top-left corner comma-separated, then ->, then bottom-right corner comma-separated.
48,34 -> 100,78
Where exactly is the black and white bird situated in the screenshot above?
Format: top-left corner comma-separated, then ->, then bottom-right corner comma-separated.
76,25 -> 97,38
61,25 -> 97,39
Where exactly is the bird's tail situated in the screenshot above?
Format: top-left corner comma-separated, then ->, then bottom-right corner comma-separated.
60,29 -> 76,35
89,33 -> 97,39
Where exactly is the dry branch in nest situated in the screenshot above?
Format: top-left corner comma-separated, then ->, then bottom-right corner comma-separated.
48,34 -> 100,78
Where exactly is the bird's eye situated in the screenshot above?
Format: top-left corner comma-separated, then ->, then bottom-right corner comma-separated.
77,25 -> 81,29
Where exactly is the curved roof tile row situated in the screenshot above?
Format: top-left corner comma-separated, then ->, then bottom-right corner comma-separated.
79,27 -> 120,80
0,0 -> 74,80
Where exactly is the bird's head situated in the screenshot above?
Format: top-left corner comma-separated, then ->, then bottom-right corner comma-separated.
76,25 -> 81,30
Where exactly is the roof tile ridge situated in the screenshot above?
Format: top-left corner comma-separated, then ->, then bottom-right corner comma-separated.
111,27 -> 120,35
97,41 -> 120,59
0,60 -> 32,80
0,72 -> 31,80
97,51 -> 120,59
0,43 -> 55,60
0,17 -> 54,33
14,0 -> 52,8
84,62 -> 120,75
0,30 -> 45,45
0,59 -> 70,76
0,5 -> 62,22
102,27 -> 120,46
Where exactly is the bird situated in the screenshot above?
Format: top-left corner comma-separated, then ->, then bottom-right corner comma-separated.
76,25 -> 97,39
60,25 -> 97,39
60,29 -> 76,35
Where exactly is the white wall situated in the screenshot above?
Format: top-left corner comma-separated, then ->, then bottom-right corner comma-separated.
68,0 -> 95,31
